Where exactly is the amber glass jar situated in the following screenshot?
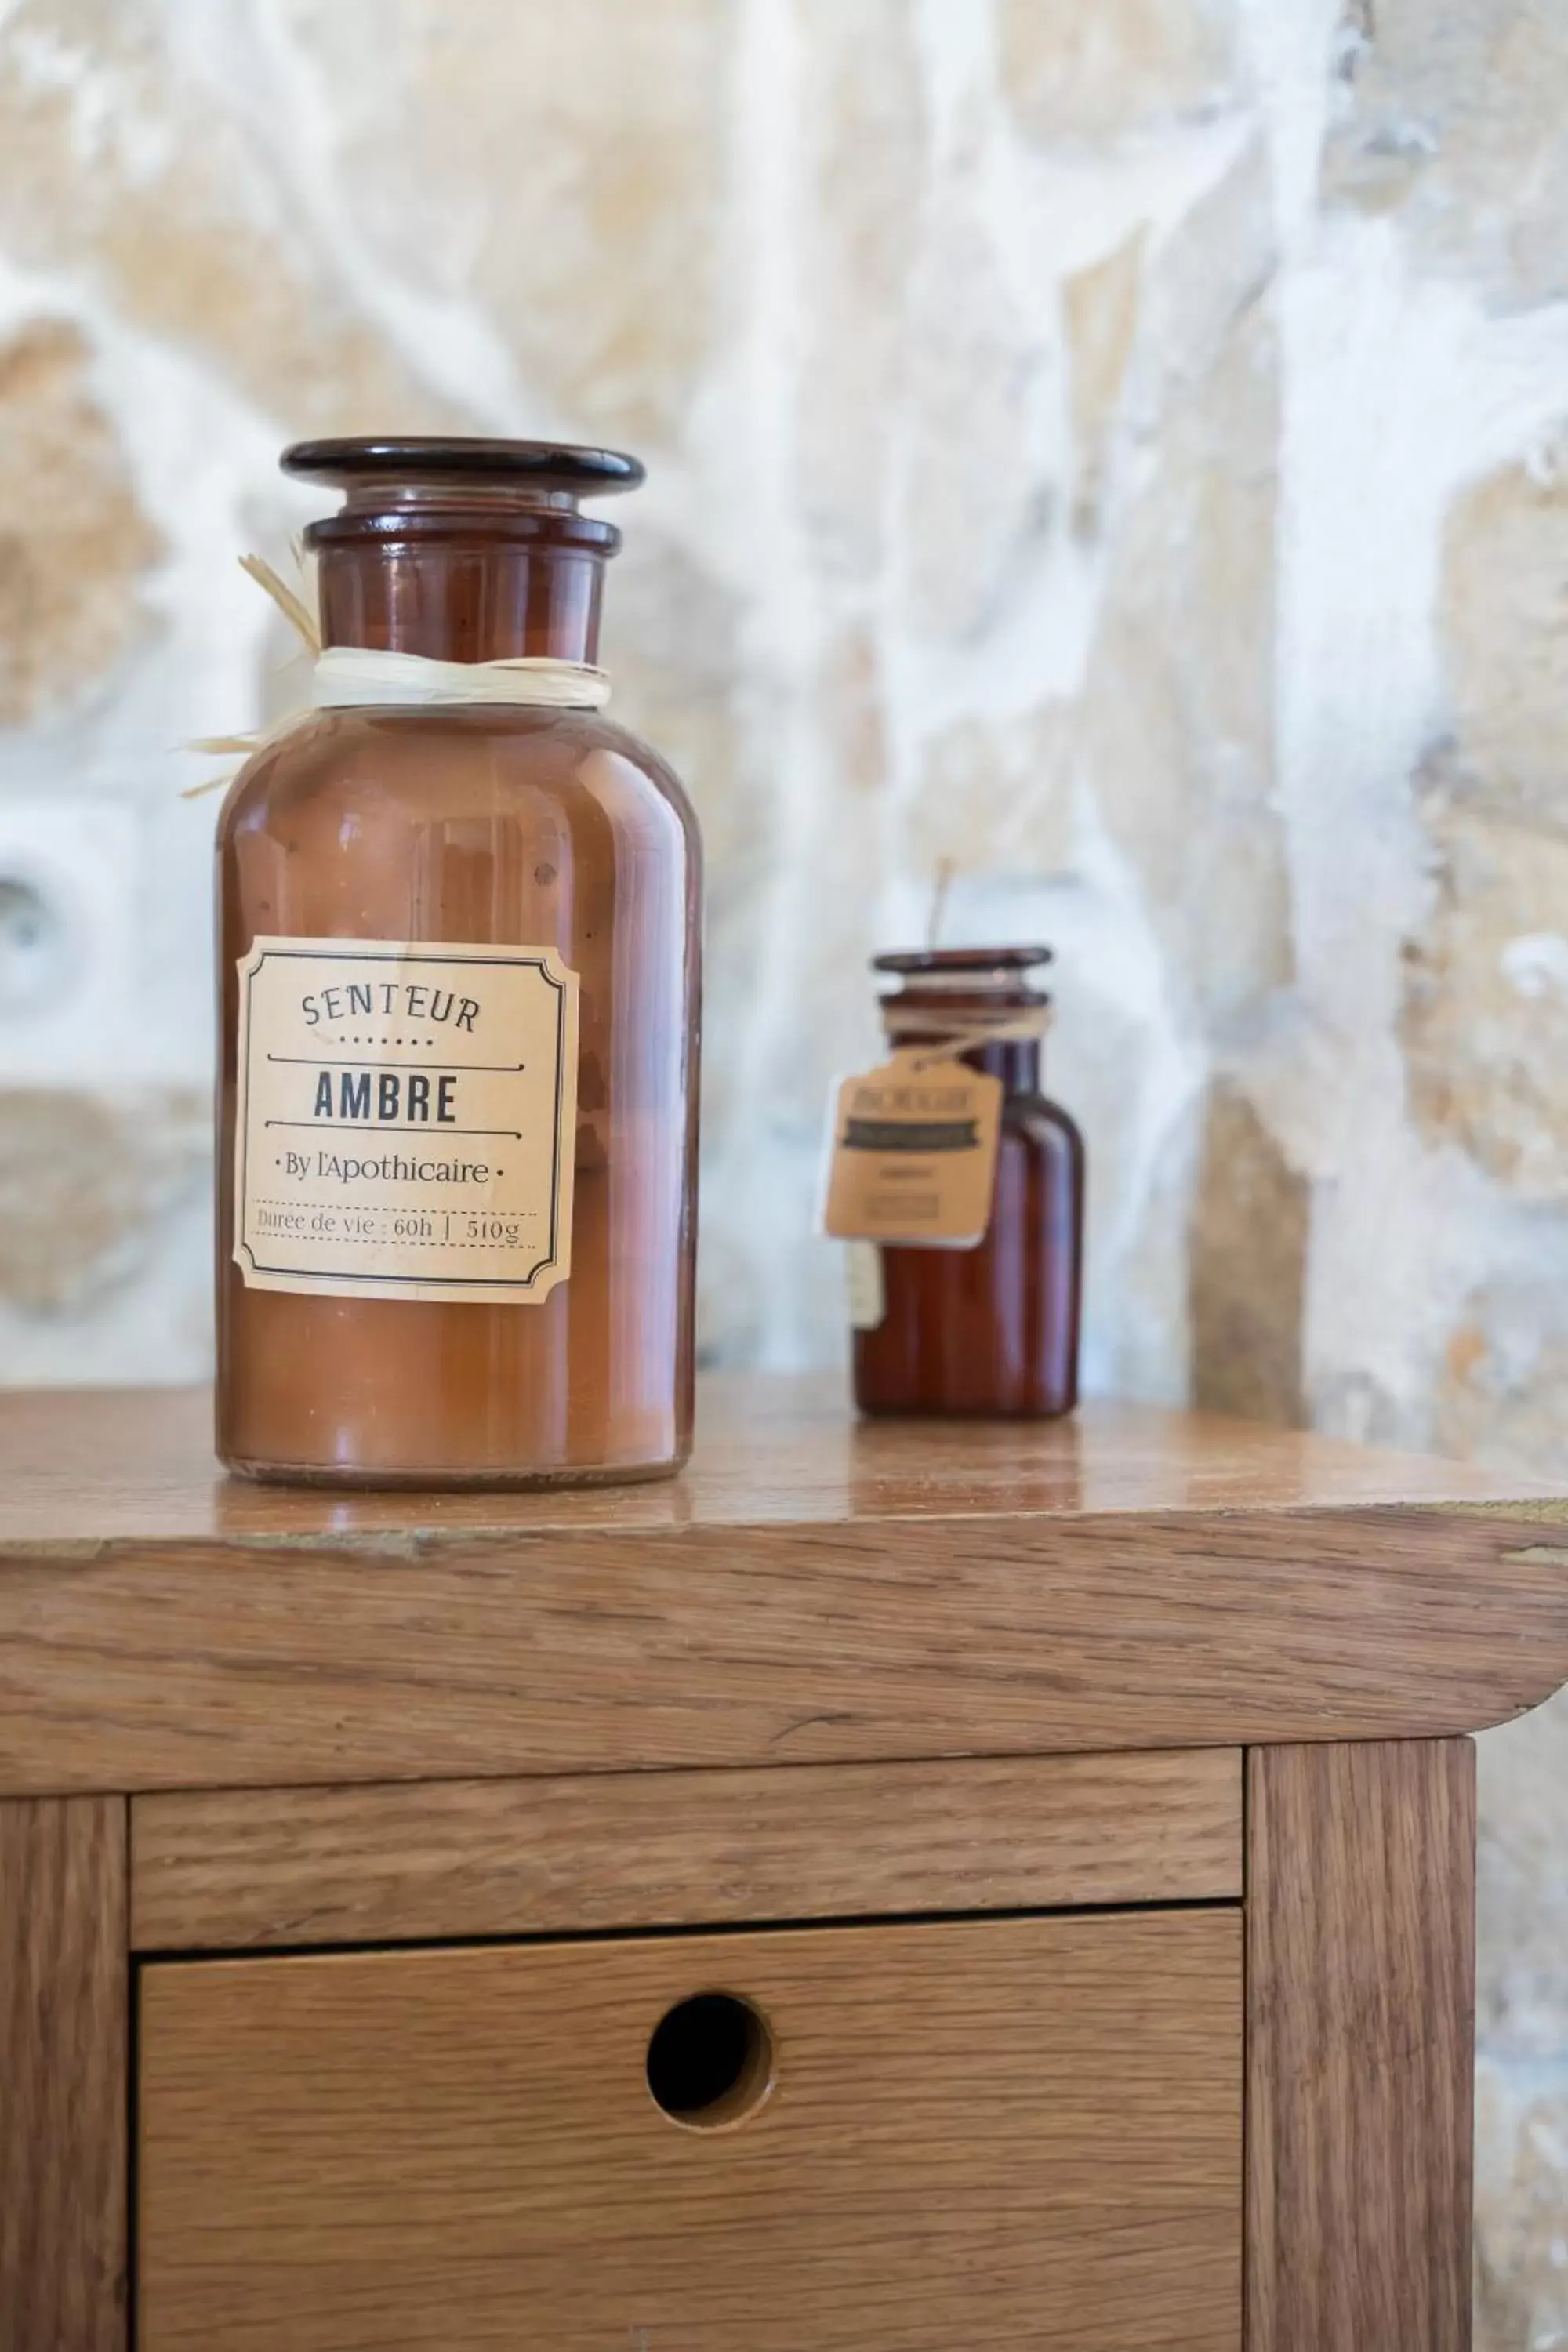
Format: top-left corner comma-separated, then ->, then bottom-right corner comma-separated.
852,948 -> 1083,1418
216,438 -> 700,1487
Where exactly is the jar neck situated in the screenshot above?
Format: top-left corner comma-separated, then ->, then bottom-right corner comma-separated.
307,485 -> 618,662
975,1037 -> 1041,1094
887,1029 -> 1042,1094
315,539 -> 608,662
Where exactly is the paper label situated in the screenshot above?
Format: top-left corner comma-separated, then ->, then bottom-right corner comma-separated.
822,1052 -> 1002,1247
845,1240 -> 886,1330
234,935 -> 578,1304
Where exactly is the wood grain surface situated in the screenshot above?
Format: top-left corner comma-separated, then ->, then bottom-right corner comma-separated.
2,1503 -> 1566,1798
0,1374 -> 1537,1542
1245,1740 -> 1475,2352
2,1376 -> 1565,1797
130,1747 -> 1241,1950
139,1908 -> 1243,2351
0,1796 -> 127,2352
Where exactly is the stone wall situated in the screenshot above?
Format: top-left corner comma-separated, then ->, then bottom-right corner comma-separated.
0,0 -> 1563,2329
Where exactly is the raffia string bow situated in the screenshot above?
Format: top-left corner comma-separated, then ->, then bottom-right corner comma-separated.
185,554 -> 612,797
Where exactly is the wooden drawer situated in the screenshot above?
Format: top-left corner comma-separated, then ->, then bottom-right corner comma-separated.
139,1908 -> 1241,2351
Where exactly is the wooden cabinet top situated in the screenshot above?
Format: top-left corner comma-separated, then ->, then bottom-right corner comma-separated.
0,1373 -> 1546,1541
2,1375 -> 1566,1798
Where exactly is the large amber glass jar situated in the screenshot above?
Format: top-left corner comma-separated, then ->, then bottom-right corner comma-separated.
851,948 -> 1083,1419
216,438 -> 700,1487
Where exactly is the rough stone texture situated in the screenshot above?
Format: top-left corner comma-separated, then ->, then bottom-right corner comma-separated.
1403,442 -> 1568,1198
1439,1280 -> 1568,1487
796,0 -> 926,583
0,1087 -> 206,1312
1325,0 -> 1568,309
1475,1686 -> 1568,2054
1403,784 -> 1568,1200
1080,298 -> 1290,1033
0,2 -> 1565,2320
1000,0 -> 1241,143
1475,2056 -> 1568,2352
1438,440 -> 1568,818
289,0 -> 736,447
0,0 -> 443,433
898,202 -> 1046,642
1065,233 -> 1145,533
0,316 -> 161,723
909,703 -> 1076,882
1189,1083 -> 1308,1423
1138,132 -> 1275,416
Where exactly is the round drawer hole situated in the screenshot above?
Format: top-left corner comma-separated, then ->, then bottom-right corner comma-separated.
645,1992 -> 773,2131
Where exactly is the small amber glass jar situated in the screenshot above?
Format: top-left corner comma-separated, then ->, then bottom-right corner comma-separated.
216,437 -> 700,1487
851,947 -> 1083,1419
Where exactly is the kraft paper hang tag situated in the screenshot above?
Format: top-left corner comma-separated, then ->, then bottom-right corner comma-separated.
821,1052 -> 1003,1248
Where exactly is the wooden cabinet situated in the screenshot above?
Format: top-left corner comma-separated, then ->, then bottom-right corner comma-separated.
139,1911 -> 1242,2352
2,1376 -> 1566,2350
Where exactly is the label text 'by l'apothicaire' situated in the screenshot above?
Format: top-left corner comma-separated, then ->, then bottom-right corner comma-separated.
278,1149 -> 496,1187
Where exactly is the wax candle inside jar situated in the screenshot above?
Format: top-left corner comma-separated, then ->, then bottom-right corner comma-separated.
216,437 -> 701,1487
850,947 -> 1083,1419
